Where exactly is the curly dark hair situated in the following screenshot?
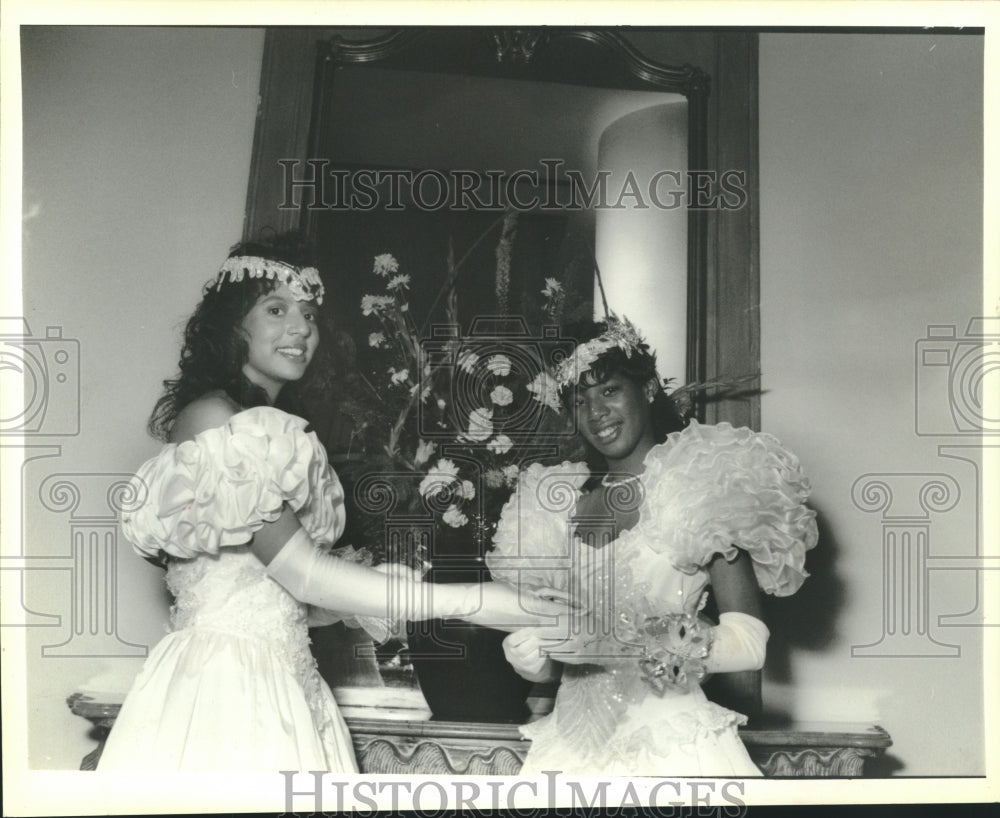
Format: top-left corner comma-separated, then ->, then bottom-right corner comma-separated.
147,234 -> 339,440
559,319 -> 687,475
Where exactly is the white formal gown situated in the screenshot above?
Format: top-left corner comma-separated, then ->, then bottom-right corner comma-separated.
487,421 -> 819,777
98,406 -> 361,772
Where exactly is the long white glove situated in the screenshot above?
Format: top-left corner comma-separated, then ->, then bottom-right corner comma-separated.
502,629 -> 561,683
265,528 -> 563,630
513,609 -> 769,674
305,562 -> 422,642
702,611 -> 769,673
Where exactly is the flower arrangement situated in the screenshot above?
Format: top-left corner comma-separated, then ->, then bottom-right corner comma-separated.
344,215 -> 578,571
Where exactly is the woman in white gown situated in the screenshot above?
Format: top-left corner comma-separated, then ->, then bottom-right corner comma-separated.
488,316 -> 818,776
98,239 -> 564,772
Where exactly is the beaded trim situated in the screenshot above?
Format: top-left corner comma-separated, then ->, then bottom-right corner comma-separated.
600,472 -> 642,489
528,314 -> 646,412
215,255 -> 324,305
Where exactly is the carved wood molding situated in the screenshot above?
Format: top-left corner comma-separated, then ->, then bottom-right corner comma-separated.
355,737 -> 525,776
346,717 -> 893,777
324,28 -> 710,98
551,29 -> 710,95
755,747 -> 877,778
66,693 -> 118,771
489,29 -> 550,65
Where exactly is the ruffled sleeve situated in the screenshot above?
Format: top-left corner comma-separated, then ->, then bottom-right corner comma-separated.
121,406 -> 346,560
636,421 -> 817,597
486,460 -> 590,592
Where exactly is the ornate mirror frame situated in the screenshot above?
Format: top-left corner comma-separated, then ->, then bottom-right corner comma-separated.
244,26 -> 760,428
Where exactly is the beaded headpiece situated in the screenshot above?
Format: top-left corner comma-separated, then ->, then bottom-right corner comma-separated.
527,314 -> 647,412
215,255 -> 325,305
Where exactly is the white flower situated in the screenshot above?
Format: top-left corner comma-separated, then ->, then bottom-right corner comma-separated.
486,354 -> 512,376
541,277 -> 563,297
413,440 -> 437,467
361,294 -> 394,316
461,480 -> 476,500
389,367 -> 410,386
527,371 -> 562,412
418,459 -> 460,498
484,469 -> 505,489
487,434 -> 513,455
465,407 -> 494,442
368,332 -> 386,348
502,464 -> 521,486
387,274 -> 411,291
442,505 -> 469,528
287,278 -> 309,301
373,254 -> 399,277
436,398 -> 447,411
400,303 -> 409,312
458,350 -> 479,373
490,385 -> 514,407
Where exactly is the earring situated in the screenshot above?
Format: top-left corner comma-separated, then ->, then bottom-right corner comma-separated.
647,394 -> 655,404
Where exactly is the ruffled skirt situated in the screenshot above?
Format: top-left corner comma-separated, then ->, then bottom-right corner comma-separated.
519,682 -> 762,778
97,627 -> 357,772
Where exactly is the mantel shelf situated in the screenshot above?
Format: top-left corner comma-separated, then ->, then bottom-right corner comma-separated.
68,693 -> 891,777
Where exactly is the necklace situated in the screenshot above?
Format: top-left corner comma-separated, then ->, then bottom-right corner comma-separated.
601,472 -> 642,489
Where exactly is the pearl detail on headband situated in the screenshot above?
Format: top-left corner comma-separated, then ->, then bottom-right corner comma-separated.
215,255 -> 325,305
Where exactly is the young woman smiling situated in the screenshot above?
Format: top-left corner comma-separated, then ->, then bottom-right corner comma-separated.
98,237 -> 565,772
488,316 -> 818,776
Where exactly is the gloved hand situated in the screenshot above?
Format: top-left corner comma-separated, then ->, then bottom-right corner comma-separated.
702,611 -> 769,673
517,609 -> 769,674
265,528 -> 566,630
308,561 -> 428,639
502,629 -> 561,683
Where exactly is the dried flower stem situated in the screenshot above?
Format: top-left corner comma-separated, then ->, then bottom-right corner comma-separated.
419,211 -> 512,337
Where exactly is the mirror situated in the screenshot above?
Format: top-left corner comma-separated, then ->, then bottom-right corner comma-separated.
245,26 -> 759,724
295,27 -> 710,395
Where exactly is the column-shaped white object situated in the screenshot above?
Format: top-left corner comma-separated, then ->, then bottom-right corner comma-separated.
595,102 -> 688,384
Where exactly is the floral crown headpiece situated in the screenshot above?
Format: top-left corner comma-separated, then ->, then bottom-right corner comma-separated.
527,314 -> 648,413
215,255 -> 325,305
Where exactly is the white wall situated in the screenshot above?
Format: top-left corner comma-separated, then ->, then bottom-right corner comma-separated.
18,26 -> 263,769
759,32 -> 985,775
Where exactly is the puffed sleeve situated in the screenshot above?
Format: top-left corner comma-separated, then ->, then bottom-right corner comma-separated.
486,461 -> 590,592
121,406 -> 346,560
638,421 -> 818,596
